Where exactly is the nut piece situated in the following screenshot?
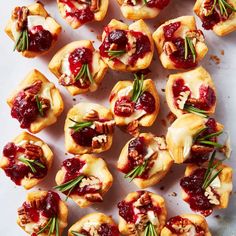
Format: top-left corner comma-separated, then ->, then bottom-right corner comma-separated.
18,207 -> 30,225
85,193 -> 103,202
177,91 -> 190,110
133,192 -> 151,207
79,176 -> 101,190
92,134 -> 108,148
24,143 -> 43,159
94,120 -> 115,134
204,186 -> 220,205
12,6 -> 29,32
84,109 -> 99,121
186,30 -> 205,45
163,41 -> 177,56
127,224 -> 138,236
191,144 -> 214,154
126,120 -> 140,137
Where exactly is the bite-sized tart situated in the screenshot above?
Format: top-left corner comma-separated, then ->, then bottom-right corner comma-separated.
118,191 -> 167,235
99,19 -> 154,72
17,191 -> 68,236
5,3 -> 61,58
57,0 -> 109,29
48,40 -> 108,96
7,70 -> 64,133
166,114 -> 224,164
180,153 -> 233,216
166,67 -> 217,118
109,74 -> 159,135
161,214 -> 211,235
65,103 -> 115,154
152,16 -> 208,70
55,154 -> 113,208
194,0 -> 236,36
117,133 -> 173,188
116,0 -> 170,20
0,132 -> 53,189
68,213 -> 119,236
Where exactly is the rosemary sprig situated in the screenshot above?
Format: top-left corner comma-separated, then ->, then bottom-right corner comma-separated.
144,222 -> 158,236
18,156 -> 45,173
197,131 -> 223,141
35,95 -> 44,117
14,29 -> 29,52
71,231 -> 86,236
105,50 -> 126,60
198,140 -> 223,148
184,105 -> 208,117
124,160 -> 147,182
193,127 -> 208,141
219,0 -> 236,16
131,74 -> 144,102
75,64 -> 94,84
69,118 -> 93,132
143,0 -> 148,5
37,216 -> 59,236
54,175 -> 84,200
184,36 -> 196,63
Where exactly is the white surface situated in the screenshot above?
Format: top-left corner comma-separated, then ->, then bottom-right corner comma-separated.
0,1 -> 236,235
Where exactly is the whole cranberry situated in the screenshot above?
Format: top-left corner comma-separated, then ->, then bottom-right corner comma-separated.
147,0 -> 170,9
42,191 -> 60,218
108,30 -> 127,45
3,142 -> 17,158
135,91 -> 155,114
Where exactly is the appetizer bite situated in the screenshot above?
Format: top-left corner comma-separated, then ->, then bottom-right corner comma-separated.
166,67 -> 216,117
117,133 -> 173,188
161,214 -> 211,235
65,103 -> 115,154
109,74 -> 159,135
7,70 -> 64,133
0,132 -> 53,189
55,154 -> 113,208
99,19 -> 154,71
68,213 -> 119,236
152,16 -> 208,70
5,2 -> 61,58
17,191 -> 68,236
166,114 -> 224,164
118,191 -> 167,235
116,0 -> 170,20
57,0 -> 109,29
194,0 -> 236,36
180,152 -> 233,216
49,40 -> 108,96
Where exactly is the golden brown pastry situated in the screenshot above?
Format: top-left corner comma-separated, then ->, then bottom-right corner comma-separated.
65,102 -> 115,154
166,67 -> 217,117
117,133 -> 173,188
180,154 -> 233,216
7,69 -> 64,133
116,0 -> 170,20
55,154 -> 113,208
17,191 -> 68,236
57,0 -> 109,29
118,191 -> 167,235
5,2 -> 61,58
166,114 -> 224,164
161,214 -> 211,236
194,0 -> 236,36
48,40 -> 108,96
99,19 -> 154,72
68,213 -> 119,235
109,74 -> 159,135
152,16 -> 208,70
0,132 -> 53,190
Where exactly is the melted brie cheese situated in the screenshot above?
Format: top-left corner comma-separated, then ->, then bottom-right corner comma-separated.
117,86 -> 133,98
186,225 -> 197,236
61,53 -> 71,76
27,15 -> 48,31
210,170 -> 221,188
147,211 -> 159,226
40,83 -> 54,107
123,109 -> 146,124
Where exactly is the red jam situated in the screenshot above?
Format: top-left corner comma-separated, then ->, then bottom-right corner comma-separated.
114,96 -> 135,117
125,0 -> 169,9
163,22 -> 181,41
180,168 -> 219,216
135,91 -> 156,113
3,142 -> 47,185
80,223 -> 119,236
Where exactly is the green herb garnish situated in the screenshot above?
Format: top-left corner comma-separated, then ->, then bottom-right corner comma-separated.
131,73 -> 144,102
18,156 -> 45,173
143,0 -> 148,5
69,118 -> 93,132
198,140 -> 223,148
124,160 -> 147,182
184,36 -> 196,63
14,29 -> 29,52
184,105 -> 208,117
71,231 -> 86,236
37,216 -> 59,236
197,131 -> 223,141
75,64 -> 94,84
206,0 -> 236,17
144,222 -> 158,236
105,50 -> 126,60
35,95 -> 44,117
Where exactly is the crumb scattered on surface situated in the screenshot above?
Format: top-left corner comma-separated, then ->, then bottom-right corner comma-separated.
97,34 -> 102,41
170,192 -> 177,197
161,88 -> 165,92
160,186 -> 165,191
210,55 -> 221,65
73,98 -> 76,101
220,50 -> 224,56
167,112 -> 176,124
65,153 -> 68,155
215,215 -> 221,219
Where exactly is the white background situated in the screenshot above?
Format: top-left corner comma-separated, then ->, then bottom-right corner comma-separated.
0,0 -> 235,235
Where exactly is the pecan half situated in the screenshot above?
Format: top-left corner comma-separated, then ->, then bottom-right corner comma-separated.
191,144 -> 213,154
204,186 -> 220,205
85,193 -> 103,202
84,109 -> 99,121
12,6 -> 29,31
92,134 -> 108,148
94,120 -> 115,134
186,30 -> 205,44
134,192 -> 151,207
24,143 -> 43,159
24,80 -> 42,95
79,176 -> 101,190
126,120 -> 139,137
163,41 -> 177,56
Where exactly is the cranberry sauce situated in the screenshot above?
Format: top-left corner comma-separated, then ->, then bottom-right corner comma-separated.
3,142 -> 47,185
22,191 -> 60,223
166,215 -> 205,235
114,96 -> 135,117
135,91 -> 156,113
125,0 -> 169,9
163,22 -> 181,41
180,168 -> 217,216
60,0 -> 94,24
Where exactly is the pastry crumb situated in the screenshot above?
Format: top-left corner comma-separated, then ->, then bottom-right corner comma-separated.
220,50 -> 224,56
210,55 -> 220,65
160,186 -> 165,191
161,88 -> 165,92
170,192 -> 177,197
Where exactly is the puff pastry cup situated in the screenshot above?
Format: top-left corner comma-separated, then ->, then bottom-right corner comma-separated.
109,75 -> 159,135
118,191 -> 167,236
116,0 -> 170,20
166,67 -> 217,118
7,69 -> 64,134
65,102 -> 115,154
5,2 -> 61,58
55,154 -> 113,208
68,212 -> 119,236
152,16 -> 208,70
99,19 -> 154,72
161,214 -> 211,236
194,0 -> 236,36
48,40 -> 108,96
166,114 -> 224,164
0,132 -> 53,190
180,157 -> 233,217
17,191 -> 68,236
117,133 -> 173,188
57,0 -> 109,29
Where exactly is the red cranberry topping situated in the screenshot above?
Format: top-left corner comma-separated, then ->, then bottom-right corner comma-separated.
114,96 -> 135,117
163,22 -> 181,41
98,223 -> 120,236
24,80 -> 42,95
118,200 -> 136,223
197,85 -> 216,110
135,91 -> 155,114
146,0 -> 170,9
129,137 -> 146,157
172,79 -> 190,98
23,202 -> 40,222
3,142 -> 18,158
